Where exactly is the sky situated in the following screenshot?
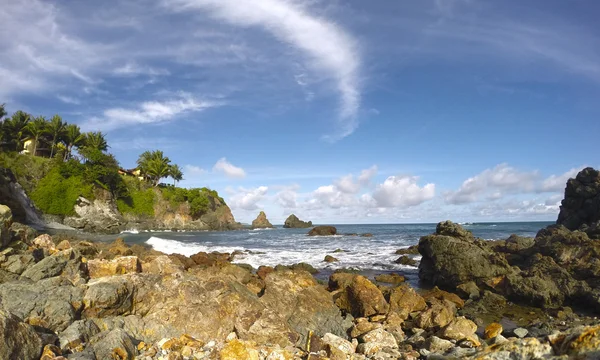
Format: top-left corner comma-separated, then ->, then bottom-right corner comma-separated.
1,0 -> 600,224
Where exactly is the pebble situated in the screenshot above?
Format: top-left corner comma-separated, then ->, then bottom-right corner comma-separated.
513,328 -> 529,338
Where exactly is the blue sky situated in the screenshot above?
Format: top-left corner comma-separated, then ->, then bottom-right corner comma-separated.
2,0 -> 599,224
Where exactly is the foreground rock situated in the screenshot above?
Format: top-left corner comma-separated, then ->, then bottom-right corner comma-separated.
251,211 -> 274,229
308,226 -> 337,236
283,214 -> 313,228
0,309 -> 43,360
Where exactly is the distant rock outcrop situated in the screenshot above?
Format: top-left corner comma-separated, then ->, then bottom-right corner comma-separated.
251,211 -> 274,229
308,226 -> 337,236
557,167 -> 600,231
283,214 -> 312,228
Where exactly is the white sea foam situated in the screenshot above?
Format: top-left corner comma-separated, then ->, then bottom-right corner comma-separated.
121,229 -> 140,234
145,235 -> 419,271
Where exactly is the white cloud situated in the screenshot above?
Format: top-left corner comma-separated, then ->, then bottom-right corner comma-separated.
370,176 -> 436,208
57,95 -> 80,105
540,167 -> 581,192
165,0 -> 361,139
113,62 -> 171,77
228,186 -> 268,210
310,185 -> 357,209
445,164 -> 539,204
184,165 -> 206,177
213,158 -> 247,179
333,165 -> 378,194
275,185 -> 299,209
82,94 -> 220,131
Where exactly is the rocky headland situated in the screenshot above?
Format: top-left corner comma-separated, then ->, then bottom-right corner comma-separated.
284,214 -> 313,228
0,168 -> 599,359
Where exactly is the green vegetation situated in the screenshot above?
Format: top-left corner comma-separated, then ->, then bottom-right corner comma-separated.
0,104 -> 226,219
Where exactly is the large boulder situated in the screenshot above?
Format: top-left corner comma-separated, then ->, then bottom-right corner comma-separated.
63,189 -> 124,234
557,167 -> 600,231
251,211 -> 273,229
308,226 -> 337,236
418,221 -> 512,289
0,205 -> 12,248
330,273 -> 388,318
283,214 -> 312,228
0,309 -> 43,360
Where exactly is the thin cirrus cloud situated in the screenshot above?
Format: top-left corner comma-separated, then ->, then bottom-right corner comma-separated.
82,94 -> 220,132
164,0 -> 362,140
213,158 -> 247,179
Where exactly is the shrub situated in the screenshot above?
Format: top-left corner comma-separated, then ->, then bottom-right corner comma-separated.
117,181 -> 155,216
30,168 -> 93,216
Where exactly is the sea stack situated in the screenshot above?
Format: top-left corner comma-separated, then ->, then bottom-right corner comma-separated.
283,214 -> 312,228
251,211 -> 274,229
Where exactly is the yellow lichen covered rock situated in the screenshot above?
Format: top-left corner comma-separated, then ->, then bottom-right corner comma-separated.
87,256 -> 141,278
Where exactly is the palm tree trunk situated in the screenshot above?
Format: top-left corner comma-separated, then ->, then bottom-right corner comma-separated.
50,140 -> 55,158
32,136 -> 38,156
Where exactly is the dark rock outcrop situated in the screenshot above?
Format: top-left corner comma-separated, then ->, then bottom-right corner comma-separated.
283,214 -> 312,228
308,226 -> 337,236
251,211 -> 274,229
418,221 -> 512,289
0,309 -> 43,360
557,167 -> 600,232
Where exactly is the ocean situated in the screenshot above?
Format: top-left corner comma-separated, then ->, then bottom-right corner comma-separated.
118,221 -> 552,284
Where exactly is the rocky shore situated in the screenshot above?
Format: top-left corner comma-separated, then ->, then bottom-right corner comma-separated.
0,167 -> 599,359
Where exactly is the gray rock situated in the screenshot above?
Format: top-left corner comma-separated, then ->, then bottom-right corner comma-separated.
66,347 -> 96,359
20,250 -> 72,281
0,309 -> 43,360
0,268 -> 19,283
59,319 -> 101,352
9,222 -> 38,245
90,328 -> 137,359
83,276 -> 135,318
424,336 -> 454,354
2,254 -> 35,274
513,328 -> 529,338
0,276 -> 84,332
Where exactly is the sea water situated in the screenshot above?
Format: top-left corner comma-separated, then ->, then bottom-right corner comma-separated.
118,222 -> 551,282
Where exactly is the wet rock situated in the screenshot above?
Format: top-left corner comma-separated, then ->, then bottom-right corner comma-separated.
456,281 -> 480,299
394,256 -> 417,266
374,273 -> 405,284
395,246 -> 419,255
308,226 -> 337,236
251,211 -> 274,229
361,233 -> 373,237
423,286 -> 464,309
283,214 -> 312,228
484,322 -> 503,339
418,221 -> 512,289
285,262 -> 318,274
466,337 -> 553,359
90,328 -> 137,360
324,255 -> 339,263
387,283 -> 427,320
0,309 -> 43,360
87,256 -> 141,279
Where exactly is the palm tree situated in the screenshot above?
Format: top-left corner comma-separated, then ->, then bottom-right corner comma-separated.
0,104 -> 6,120
3,110 -> 31,151
136,150 -> 172,186
63,124 -> 85,160
169,164 -> 184,185
46,115 -> 66,158
25,116 -> 47,156
83,131 -> 108,152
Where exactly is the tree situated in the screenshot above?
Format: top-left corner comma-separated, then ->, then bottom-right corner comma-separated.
169,164 -> 184,185
46,115 -> 66,158
82,131 -> 108,152
2,110 -> 31,151
25,116 -> 48,156
136,150 -> 173,186
63,124 -> 85,160
0,104 -> 6,120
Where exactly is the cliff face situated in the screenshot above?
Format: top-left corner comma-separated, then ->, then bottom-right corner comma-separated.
0,169 -> 45,228
122,188 -> 240,232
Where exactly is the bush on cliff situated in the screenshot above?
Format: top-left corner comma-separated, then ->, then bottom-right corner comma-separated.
161,186 -> 226,219
116,177 -> 156,217
30,167 -> 93,216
